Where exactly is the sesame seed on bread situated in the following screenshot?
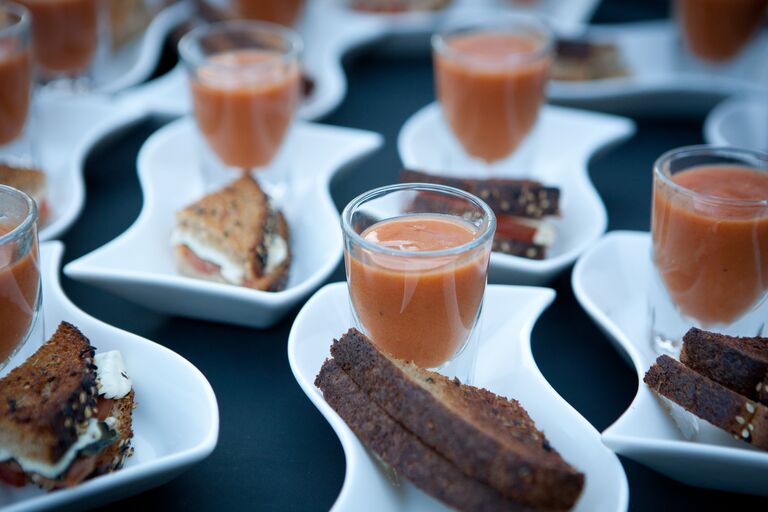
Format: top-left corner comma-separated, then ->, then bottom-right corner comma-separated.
315,359 -> 546,512
680,328 -> 768,405
644,354 -> 768,449
328,328 -> 584,510
0,322 -> 99,465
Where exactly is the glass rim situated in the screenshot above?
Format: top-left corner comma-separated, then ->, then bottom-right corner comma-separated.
0,2 -> 30,40
178,19 -> 303,71
431,12 -> 554,66
341,182 -> 497,258
0,184 -> 37,247
654,145 -> 768,207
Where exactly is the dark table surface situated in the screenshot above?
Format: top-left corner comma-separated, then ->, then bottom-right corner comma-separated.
55,0 -> 764,510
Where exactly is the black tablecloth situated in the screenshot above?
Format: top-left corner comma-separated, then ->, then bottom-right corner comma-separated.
56,1 -> 764,510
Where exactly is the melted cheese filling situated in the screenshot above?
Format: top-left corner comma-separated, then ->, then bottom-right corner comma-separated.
172,228 -> 245,283
95,351 -> 132,400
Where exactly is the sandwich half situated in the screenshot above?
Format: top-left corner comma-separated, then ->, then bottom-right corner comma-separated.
172,176 -> 291,292
0,163 -> 49,225
0,322 -> 135,490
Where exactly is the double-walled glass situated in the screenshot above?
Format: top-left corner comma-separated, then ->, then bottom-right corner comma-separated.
342,183 -> 496,383
432,13 -> 553,170
179,20 -> 303,188
650,146 -> 768,354
0,3 -> 33,165
0,184 -> 42,374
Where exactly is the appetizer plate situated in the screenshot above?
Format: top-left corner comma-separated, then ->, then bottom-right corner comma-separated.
549,21 -> 768,116
122,1 -> 385,121
0,241 -> 219,512
704,94 -> 768,152
398,102 -> 635,285
64,117 -> 383,328
35,91 -> 145,242
572,231 -> 768,495
97,1 -> 193,93
288,282 -> 629,512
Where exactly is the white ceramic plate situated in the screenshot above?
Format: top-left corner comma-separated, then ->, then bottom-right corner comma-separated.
97,1 -> 193,93
704,94 -> 768,152
288,282 -> 629,512
33,91 -> 145,242
549,21 -> 768,116
0,241 -> 219,512
123,0 -> 385,121
572,231 -> 768,495
398,101 -> 635,285
64,117 -> 383,328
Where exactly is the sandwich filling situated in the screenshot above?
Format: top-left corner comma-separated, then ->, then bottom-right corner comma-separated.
0,350 -> 132,483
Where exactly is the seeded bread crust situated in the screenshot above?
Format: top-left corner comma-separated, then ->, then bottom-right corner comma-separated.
644,355 -> 768,449
330,329 -> 584,509
492,236 -> 546,260
94,390 -> 136,475
680,328 -> 768,404
315,360 -> 548,512
400,169 -> 560,219
0,322 -> 99,464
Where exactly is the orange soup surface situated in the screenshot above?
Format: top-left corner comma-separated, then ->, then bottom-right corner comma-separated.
0,46 -> 31,145
18,0 -> 99,74
234,0 -> 304,25
435,32 -> 551,162
0,226 -> 40,362
191,49 -> 301,169
347,214 -> 490,368
652,165 -> 768,325
676,0 -> 768,62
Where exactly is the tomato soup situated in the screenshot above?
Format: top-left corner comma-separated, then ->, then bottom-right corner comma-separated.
0,226 -> 40,363
676,0 -> 768,62
434,32 -> 551,162
190,49 -> 301,169
652,165 -> 768,325
233,0 -> 304,25
18,0 -> 99,74
346,215 -> 490,368
0,47 -> 31,146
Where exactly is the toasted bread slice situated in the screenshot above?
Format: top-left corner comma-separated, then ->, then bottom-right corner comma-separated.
680,328 -> 768,404
0,322 -> 99,465
315,360 -> 545,512
173,176 -> 291,291
0,163 -> 49,224
329,329 -> 584,509
400,169 -> 560,219
645,355 -> 768,450
93,390 -> 135,475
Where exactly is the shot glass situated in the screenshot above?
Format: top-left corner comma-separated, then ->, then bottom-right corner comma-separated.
178,20 -> 303,190
650,146 -> 768,354
432,13 -> 553,173
674,0 -> 768,64
0,3 -> 33,166
342,183 -> 496,383
0,184 -> 42,376
16,0 -> 107,89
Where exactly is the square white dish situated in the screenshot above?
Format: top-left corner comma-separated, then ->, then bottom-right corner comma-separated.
549,21 -> 768,116
398,101 -> 635,285
0,241 -> 219,512
64,117 -> 383,328
288,282 -> 629,512
572,230 -> 768,495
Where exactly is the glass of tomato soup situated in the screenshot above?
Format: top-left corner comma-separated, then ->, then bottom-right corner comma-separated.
16,0 -> 105,87
0,184 -> 42,376
651,146 -> 768,354
0,3 -> 33,165
432,14 -> 553,172
674,0 -> 768,64
342,183 -> 496,383
231,0 -> 305,25
178,21 -> 303,189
